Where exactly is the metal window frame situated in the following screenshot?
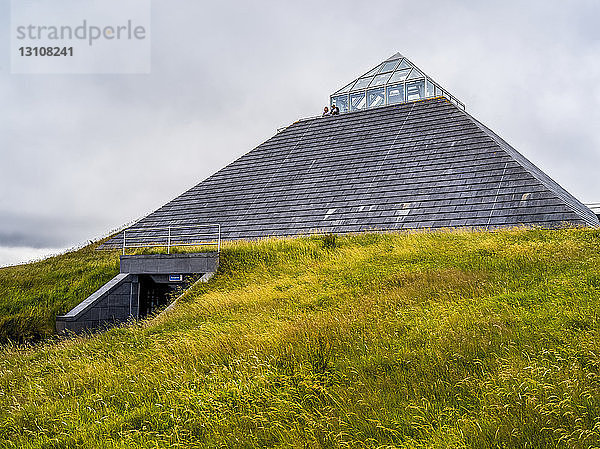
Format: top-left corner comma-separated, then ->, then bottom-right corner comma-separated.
331,94 -> 349,113
388,68 -> 411,84
330,55 -> 466,113
351,76 -> 375,91
366,87 -> 385,108
377,58 -> 401,74
349,91 -> 367,111
369,72 -> 393,88
385,83 -> 405,105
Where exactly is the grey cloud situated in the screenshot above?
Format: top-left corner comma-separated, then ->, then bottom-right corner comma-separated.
0,211 -> 104,248
0,0 -> 599,261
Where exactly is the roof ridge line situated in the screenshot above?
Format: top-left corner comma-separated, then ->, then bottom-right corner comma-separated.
462,110 -> 598,226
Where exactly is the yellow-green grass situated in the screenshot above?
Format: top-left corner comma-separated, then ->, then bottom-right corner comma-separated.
0,241 -> 120,342
1,228 -> 600,448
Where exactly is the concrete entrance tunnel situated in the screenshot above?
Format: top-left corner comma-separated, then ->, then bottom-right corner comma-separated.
137,274 -> 189,318
56,253 -> 219,333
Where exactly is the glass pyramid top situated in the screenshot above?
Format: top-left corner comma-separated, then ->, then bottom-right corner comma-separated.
330,52 -> 465,114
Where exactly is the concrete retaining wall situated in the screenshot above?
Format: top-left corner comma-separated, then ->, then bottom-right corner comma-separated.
120,252 -> 219,274
56,252 -> 219,334
56,273 -> 139,333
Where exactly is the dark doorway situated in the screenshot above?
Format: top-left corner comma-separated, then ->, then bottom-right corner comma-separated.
138,275 -> 177,318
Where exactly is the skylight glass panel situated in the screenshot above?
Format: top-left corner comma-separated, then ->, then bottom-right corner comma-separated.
331,94 -> 349,113
350,92 -> 366,111
329,52 -> 465,114
367,88 -> 385,108
407,68 -> 424,80
363,63 -> 384,77
334,81 -> 355,95
406,80 -> 425,101
369,73 -> 392,87
386,84 -> 404,104
351,77 -> 374,91
378,60 -> 399,73
388,69 -> 411,83
426,80 -> 435,97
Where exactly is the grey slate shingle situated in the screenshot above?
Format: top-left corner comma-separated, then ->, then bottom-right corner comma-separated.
101,97 -> 599,248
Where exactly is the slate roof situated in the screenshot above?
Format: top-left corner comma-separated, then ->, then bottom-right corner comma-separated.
101,97 -> 598,248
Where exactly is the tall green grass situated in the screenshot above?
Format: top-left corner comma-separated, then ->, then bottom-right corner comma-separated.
0,242 -> 120,342
0,228 -> 600,448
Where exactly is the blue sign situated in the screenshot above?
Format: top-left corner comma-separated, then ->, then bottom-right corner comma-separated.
169,274 -> 183,282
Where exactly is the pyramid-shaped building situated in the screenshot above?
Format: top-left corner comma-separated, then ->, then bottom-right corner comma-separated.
103,53 -> 598,248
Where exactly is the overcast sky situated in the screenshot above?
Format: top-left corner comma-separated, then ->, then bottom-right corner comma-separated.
1,0 -> 599,266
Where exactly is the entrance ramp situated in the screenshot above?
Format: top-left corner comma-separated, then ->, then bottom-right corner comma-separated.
57,224 -> 220,334
56,252 -> 219,334
56,273 -> 135,333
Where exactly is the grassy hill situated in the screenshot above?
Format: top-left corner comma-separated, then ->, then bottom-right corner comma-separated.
1,228 -> 600,448
0,241 -> 120,342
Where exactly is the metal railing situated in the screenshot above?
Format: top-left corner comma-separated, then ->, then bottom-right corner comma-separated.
122,224 -> 221,255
